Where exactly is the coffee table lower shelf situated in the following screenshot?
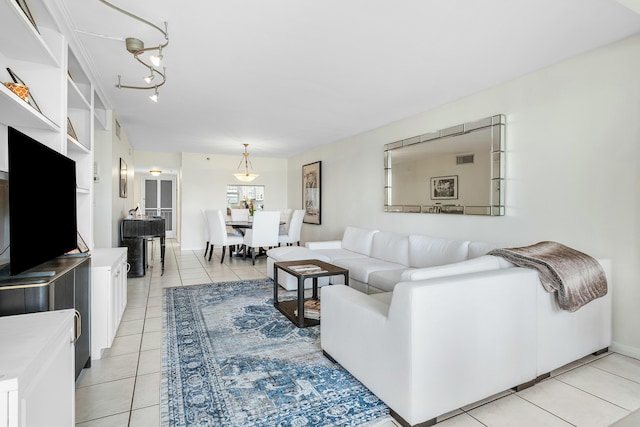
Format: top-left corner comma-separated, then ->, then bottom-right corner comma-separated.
274,299 -> 319,328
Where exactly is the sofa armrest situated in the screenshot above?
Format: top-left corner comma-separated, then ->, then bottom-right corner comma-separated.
305,240 -> 342,250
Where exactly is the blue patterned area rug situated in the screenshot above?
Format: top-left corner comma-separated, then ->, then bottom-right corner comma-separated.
161,278 -> 391,426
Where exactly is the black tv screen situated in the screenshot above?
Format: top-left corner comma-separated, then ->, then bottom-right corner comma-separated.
8,127 -> 77,276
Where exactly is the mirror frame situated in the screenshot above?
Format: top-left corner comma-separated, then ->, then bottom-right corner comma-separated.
384,114 -> 505,216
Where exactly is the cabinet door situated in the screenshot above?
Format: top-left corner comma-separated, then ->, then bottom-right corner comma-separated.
74,258 -> 91,376
52,271 -> 74,310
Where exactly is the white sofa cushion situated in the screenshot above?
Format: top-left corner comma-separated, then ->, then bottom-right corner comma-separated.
367,255 -> 510,293
409,235 -> 470,267
341,226 -> 379,256
370,231 -> 409,266
305,248 -> 369,263
400,255 -> 510,281
367,269 -> 410,293
333,257 -> 406,284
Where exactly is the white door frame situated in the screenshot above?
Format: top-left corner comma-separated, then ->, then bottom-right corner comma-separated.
142,175 -> 177,238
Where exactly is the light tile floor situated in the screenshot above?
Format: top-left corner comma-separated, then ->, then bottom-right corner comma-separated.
75,239 -> 640,426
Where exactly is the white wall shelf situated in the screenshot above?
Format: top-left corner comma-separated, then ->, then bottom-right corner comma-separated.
0,0 -> 59,67
0,84 -> 59,131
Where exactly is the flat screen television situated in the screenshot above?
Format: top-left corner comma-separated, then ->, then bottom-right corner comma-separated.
7,126 -> 78,276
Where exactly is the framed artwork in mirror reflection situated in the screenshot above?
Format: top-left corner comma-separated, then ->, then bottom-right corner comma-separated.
430,175 -> 458,200
302,161 -> 321,224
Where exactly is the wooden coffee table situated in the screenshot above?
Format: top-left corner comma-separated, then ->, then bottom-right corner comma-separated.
273,259 -> 349,328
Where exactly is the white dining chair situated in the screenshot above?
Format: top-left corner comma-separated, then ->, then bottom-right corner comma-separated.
243,210 -> 280,265
278,208 -> 293,234
278,209 -> 304,246
230,208 -> 250,221
206,209 -> 244,263
202,209 -> 211,258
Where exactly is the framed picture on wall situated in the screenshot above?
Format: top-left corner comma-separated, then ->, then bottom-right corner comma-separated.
430,175 -> 458,200
302,161 -> 321,224
119,158 -> 127,198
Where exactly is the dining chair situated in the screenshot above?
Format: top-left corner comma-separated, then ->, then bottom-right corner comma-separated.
278,208 -> 293,234
206,209 -> 244,263
243,210 -> 280,265
278,209 -> 304,246
230,208 -> 250,221
202,209 -> 211,258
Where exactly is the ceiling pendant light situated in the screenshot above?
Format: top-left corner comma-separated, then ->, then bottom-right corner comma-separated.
99,0 -> 168,102
233,144 -> 259,182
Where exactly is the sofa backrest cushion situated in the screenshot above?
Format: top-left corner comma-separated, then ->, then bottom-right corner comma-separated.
400,255 -> 509,281
409,235 -> 470,268
370,231 -> 409,266
468,241 -> 501,259
341,226 -> 379,256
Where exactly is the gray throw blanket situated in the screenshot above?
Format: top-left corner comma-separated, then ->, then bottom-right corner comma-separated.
488,241 -> 607,312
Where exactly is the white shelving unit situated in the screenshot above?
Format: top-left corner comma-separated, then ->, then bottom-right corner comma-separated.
0,0 -> 98,250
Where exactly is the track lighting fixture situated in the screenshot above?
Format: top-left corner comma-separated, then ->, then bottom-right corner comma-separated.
99,0 -> 168,102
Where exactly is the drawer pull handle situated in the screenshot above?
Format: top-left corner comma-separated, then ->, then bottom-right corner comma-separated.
73,310 -> 82,343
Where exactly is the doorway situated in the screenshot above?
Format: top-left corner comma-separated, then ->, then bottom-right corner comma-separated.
143,177 -> 176,238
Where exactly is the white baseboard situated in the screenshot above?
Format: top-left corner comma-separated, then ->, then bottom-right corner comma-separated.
610,341 -> 640,360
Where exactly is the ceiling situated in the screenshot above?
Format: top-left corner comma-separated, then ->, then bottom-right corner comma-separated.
57,0 -> 640,163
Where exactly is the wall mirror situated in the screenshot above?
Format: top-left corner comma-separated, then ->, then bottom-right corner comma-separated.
384,115 -> 505,215
227,185 -> 265,209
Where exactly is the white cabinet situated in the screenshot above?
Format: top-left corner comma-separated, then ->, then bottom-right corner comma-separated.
0,309 -> 76,427
91,248 -> 128,360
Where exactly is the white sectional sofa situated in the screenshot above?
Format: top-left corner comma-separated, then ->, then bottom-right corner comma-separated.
268,226 -> 613,427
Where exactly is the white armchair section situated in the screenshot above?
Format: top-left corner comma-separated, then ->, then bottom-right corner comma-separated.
205,209 -> 244,263
243,210 -> 280,265
320,259 -> 613,426
321,269 -> 540,427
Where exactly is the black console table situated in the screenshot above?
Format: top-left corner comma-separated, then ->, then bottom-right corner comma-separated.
120,217 -> 165,277
0,255 -> 91,379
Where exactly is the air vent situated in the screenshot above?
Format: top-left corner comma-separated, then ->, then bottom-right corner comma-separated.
456,154 -> 474,165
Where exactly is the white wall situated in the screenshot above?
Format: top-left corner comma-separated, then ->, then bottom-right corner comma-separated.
93,112 -> 136,248
288,35 -> 640,357
180,152 -> 288,250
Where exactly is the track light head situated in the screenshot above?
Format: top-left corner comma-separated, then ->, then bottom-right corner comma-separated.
149,87 -> 159,102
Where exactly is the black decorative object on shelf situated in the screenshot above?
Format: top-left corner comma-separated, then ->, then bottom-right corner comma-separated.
15,0 -> 39,33
67,117 -> 78,140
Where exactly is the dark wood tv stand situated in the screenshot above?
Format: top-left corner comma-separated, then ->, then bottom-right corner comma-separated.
0,255 -> 92,379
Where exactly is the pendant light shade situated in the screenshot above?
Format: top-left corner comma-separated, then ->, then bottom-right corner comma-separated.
233,144 -> 259,182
